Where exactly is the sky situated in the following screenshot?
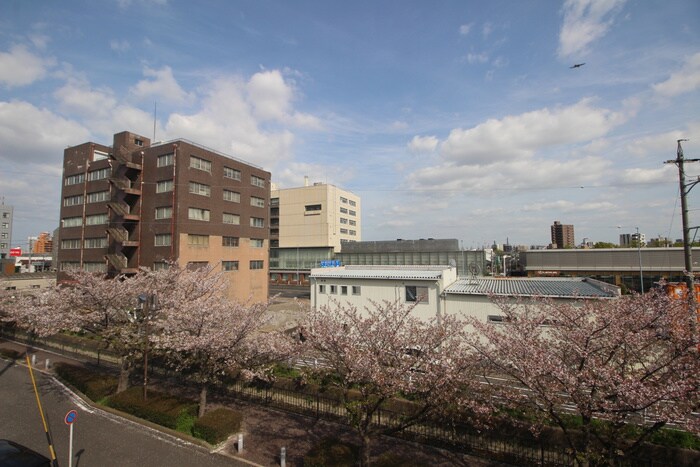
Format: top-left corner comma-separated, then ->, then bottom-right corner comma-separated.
1,0 -> 699,251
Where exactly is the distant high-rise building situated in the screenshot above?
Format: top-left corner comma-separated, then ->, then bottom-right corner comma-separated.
550,221 -> 575,249
30,232 -> 53,254
619,232 -> 645,247
57,131 -> 271,302
0,201 -> 12,259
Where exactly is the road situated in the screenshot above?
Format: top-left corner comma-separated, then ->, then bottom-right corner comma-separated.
0,360 -> 250,467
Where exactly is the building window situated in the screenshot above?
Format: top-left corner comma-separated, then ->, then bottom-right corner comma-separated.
154,262 -> 170,271
223,213 -> 240,225
155,206 -> 172,219
62,217 -> 82,228
340,218 -> 348,224
352,286 -> 361,295
349,200 -> 356,207
157,153 -> 174,167
250,260 -> 264,270
349,230 -> 356,236
330,285 -> 337,294
349,210 -> 356,216
250,217 -> 264,228
2,212 -> 8,218
156,180 -> 174,193
187,261 -> 208,271
251,238 -> 264,248
319,284 -> 326,294
251,175 -> 265,187
61,239 -> 81,249
63,195 -> 84,207
349,220 -> 356,226
340,197 -> 348,204
340,207 -> 348,214
135,138 -> 144,146
223,236 -> 239,247
224,166 -> 241,180
189,181 -> 211,197
340,286 -> 348,295
190,155 -> 211,173
83,262 -> 107,272
251,196 -> 265,208
65,174 -> 85,186
340,228 -> 348,234
86,191 -> 110,203
305,204 -> 322,215
187,234 -> 209,247
93,150 -> 109,161
87,168 -> 111,181
85,214 -> 108,225
84,237 -> 107,248
223,261 -> 239,271
487,315 -> 505,324
188,208 -> 210,221
1,223 -> 7,229
155,234 -> 172,246
405,286 -> 429,303
223,190 -> 241,203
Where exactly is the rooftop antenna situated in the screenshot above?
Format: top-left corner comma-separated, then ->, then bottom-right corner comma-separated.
153,101 -> 157,142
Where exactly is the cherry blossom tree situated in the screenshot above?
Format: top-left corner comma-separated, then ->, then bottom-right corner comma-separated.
301,299 -> 474,467
466,289 -> 700,466
152,268 -> 297,416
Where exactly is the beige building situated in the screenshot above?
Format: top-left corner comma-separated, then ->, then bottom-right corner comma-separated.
270,180 -> 361,284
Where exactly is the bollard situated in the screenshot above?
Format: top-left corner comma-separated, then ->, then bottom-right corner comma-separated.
280,447 -> 286,467
31,354 -> 36,366
45,358 -> 51,369
238,433 -> 243,453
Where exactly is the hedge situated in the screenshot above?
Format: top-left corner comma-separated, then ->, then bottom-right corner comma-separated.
192,408 -> 243,444
54,362 -> 118,401
106,386 -> 197,430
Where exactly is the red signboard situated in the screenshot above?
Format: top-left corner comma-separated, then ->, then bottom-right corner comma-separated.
9,247 -> 21,257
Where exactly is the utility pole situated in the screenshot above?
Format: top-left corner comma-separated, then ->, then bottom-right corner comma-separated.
665,139 -> 700,318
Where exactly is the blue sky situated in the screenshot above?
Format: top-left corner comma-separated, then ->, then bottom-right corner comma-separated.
1,0 -> 699,250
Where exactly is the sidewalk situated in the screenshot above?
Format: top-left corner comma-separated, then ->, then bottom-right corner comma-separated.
1,337 -> 509,467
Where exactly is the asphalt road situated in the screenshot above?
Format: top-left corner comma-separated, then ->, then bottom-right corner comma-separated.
0,360 -> 249,467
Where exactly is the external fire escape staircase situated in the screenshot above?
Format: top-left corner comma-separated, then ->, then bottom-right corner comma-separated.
106,145 -> 142,275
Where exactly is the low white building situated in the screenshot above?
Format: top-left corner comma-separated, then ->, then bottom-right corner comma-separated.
310,265 -> 457,321
309,266 -> 620,323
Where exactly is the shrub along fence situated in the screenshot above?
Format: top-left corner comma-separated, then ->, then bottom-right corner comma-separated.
3,328 -> 697,466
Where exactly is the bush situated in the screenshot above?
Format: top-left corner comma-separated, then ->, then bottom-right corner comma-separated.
304,437 -> 359,467
0,347 -> 20,360
649,428 -> 700,450
192,408 -> 243,444
54,362 -> 117,401
106,387 -> 197,430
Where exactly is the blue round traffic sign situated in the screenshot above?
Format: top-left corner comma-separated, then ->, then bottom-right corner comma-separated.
64,409 -> 77,425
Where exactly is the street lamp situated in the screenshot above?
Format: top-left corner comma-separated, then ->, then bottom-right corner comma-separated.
635,227 -> 644,293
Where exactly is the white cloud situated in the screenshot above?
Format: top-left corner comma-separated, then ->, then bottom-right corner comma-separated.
617,166 -> 676,185
407,135 -> 438,154
459,23 -> 473,36
652,52 -> 700,98
558,0 -> 627,59
0,100 -> 90,164
439,98 -> 626,165
0,45 -> 53,87
130,66 -> 193,105
273,162 -> 355,189
247,69 -> 321,129
164,74 -> 304,169
54,78 -> 118,118
482,22 -> 493,38
465,52 -> 489,64
110,39 -> 131,52
522,200 -> 615,213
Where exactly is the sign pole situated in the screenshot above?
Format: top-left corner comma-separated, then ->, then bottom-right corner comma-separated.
64,409 -> 78,467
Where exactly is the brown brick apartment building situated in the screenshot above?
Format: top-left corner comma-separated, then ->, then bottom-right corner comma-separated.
57,131 -> 270,303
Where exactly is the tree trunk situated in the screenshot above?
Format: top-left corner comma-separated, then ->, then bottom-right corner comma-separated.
198,384 -> 208,418
360,433 -> 372,467
117,356 -> 132,393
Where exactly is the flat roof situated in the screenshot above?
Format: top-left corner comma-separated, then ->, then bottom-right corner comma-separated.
445,277 -> 619,298
310,265 -> 450,281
